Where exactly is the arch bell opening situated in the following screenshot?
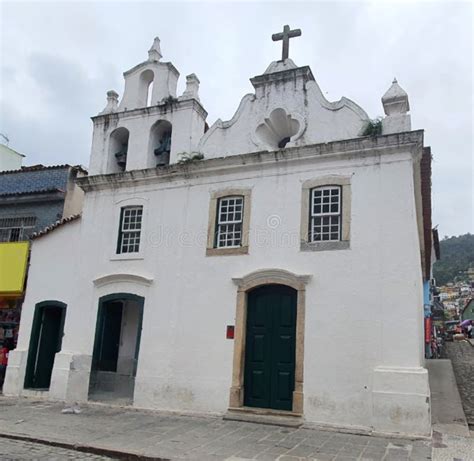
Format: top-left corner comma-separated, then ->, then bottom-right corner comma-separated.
149,119 -> 172,167
109,127 -> 130,173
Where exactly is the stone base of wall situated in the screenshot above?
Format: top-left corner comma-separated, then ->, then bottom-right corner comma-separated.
49,353 -> 91,403
3,350 -> 92,405
2,349 -> 28,396
371,366 -> 431,437
5,352 -> 431,438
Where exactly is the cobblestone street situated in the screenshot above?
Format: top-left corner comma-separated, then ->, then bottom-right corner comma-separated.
0,437 -> 113,460
0,398 -> 432,461
445,341 -> 474,427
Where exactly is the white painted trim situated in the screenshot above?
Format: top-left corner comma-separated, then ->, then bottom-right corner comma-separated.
111,197 -> 149,260
93,273 -> 154,288
78,131 -> 423,193
251,108 -> 307,150
305,81 -> 370,120
232,268 -> 311,292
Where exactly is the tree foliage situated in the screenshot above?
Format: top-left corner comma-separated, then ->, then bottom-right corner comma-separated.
433,233 -> 474,285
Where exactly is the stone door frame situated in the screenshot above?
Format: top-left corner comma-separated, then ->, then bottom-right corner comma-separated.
229,269 -> 311,414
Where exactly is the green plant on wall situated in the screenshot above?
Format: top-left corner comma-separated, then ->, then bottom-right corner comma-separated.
177,152 -> 204,164
362,117 -> 383,137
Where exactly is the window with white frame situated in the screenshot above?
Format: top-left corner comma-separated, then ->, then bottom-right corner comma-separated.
0,216 -> 37,242
215,196 -> 244,248
309,186 -> 341,242
117,206 -> 143,254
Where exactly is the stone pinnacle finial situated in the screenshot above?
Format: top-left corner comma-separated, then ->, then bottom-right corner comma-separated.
381,78 -> 411,134
100,90 -> 119,114
179,73 -> 201,101
148,37 -> 162,61
392,77 -> 398,84
382,78 -> 409,116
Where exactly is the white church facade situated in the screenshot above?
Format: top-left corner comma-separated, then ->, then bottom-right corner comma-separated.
5,28 -> 433,437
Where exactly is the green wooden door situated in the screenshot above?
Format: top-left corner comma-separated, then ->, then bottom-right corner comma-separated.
25,303 -> 66,389
244,285 -> 297,411
96,301 -> 123,372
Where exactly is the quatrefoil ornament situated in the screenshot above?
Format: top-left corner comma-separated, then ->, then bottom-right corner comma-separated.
254,108 -> 305,149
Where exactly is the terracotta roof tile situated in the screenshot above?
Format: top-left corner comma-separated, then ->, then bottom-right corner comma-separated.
31,214 -> 81,240
0,164 -> 87,176
0,187 -> 64,198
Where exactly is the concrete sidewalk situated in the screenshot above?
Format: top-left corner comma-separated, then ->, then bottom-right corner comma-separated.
426,359 -> 469,437
426,358 -> 474,461
0,397 -> 432,460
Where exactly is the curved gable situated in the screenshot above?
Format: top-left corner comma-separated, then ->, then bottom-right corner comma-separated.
199,64 -> 369,159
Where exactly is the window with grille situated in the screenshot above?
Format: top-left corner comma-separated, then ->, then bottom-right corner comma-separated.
215,196 -> 244,248
0,216 -> 37,242
117,206 -> 143,254
309,186 -> 341,242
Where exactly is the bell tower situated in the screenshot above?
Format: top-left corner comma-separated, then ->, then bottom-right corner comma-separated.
88,37 -> 208,176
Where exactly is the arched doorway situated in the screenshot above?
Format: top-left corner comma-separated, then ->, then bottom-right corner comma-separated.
89,293 -> 144,403
229,269 -> 311,415
24,301 -> 66,389
244,285 -> 297,411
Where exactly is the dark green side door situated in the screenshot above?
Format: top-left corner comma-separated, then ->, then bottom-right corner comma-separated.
95,301 -> 123,372
25,303 -> 66,389
244,285 -> 297,411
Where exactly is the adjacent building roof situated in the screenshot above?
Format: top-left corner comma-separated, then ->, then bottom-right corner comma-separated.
0,187 -> 64,198
0,164 -> 86,196
30,213 -> 81,240
0,164 -> 87,175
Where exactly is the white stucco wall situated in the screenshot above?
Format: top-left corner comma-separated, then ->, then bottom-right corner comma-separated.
3,219 -> 82,398
62,169 -> 86,217
0,144 -> 24,171
117,300 -> 140,375
5,142 -> 429,436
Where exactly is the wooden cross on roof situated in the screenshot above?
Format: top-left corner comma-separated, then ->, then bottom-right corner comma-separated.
272,25 -> 302,61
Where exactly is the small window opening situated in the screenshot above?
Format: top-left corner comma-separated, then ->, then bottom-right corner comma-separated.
146,80 -> 154,107
116,206 -> 143,254
309,186 -> 342,242
0,216 -> 36,242
10,228 -> 21,242
139,69 -> 154,108
215,196 -> 244,248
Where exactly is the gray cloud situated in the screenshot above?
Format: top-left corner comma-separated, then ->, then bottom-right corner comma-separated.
0,1 -> 472,236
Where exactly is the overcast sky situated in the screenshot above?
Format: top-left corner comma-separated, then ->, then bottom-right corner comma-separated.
0,0 -> 472,236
